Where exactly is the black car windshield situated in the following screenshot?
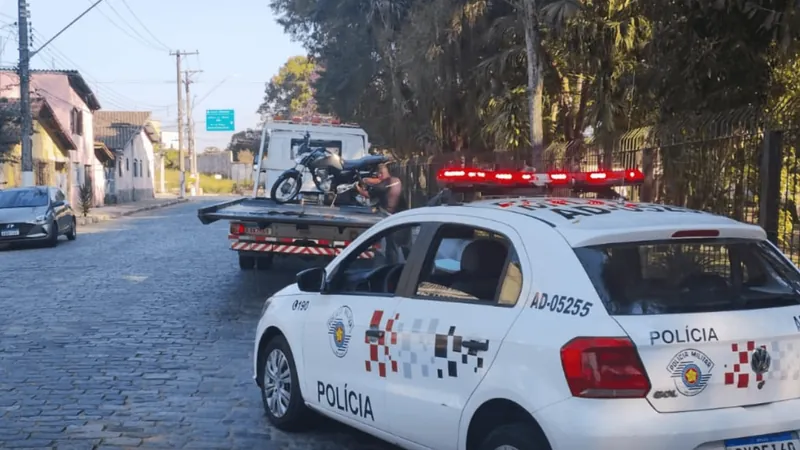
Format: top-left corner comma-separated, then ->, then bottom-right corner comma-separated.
0,189 -> 49,208
574,238 -> 800,315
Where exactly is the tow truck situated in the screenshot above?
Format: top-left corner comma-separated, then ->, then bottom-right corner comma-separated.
199,121 -> 647,271
197,116 -> 384,270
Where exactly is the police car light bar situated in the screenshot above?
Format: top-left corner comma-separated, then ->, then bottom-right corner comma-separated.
436,168 -> 645,188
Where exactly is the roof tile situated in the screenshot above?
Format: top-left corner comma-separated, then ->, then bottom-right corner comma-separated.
93,111 -> 152,150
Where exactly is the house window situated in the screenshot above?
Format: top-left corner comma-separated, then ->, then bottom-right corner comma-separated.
133,160 -> 138,178
126,158 -> 129,172
147,164 -> 150,178
70,108 -> 83,136
118,160 -> 122,177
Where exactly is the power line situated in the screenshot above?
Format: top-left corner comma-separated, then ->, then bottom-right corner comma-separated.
29,0 -> 105,59
84,0 -> 163,52
29,29 -> 173,110
103,0 -> 168,51
118,0 -> 170,51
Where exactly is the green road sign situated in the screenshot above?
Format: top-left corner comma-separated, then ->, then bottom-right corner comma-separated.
206,109 -> 235,131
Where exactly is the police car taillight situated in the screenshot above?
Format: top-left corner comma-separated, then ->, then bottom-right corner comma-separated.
560,337 -> 651,399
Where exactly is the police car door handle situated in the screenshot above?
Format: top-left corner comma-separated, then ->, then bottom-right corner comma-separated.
365,329 -> 384,339
462,339 -> 489,352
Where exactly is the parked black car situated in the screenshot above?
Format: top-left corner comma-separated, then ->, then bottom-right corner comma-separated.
0,186 -> 77,247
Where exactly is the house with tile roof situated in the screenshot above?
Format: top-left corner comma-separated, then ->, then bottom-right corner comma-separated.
94,111 -> 160,203
0,69 -> 108,206
0,97 -> 77,194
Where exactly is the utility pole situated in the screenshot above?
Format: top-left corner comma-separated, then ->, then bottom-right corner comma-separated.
17,0 -> 33,187
16,0 -> 104,187
170,50 -> 198,198
184,69 -> 202,196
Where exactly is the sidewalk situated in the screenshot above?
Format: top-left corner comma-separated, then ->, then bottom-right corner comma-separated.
76,195 -> 189,226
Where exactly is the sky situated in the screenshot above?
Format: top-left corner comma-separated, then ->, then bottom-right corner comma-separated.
0,0 -> 305,150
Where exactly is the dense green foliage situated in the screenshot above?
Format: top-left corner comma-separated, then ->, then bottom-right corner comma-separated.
266,0 -> 800,159
257,55 -> 319,121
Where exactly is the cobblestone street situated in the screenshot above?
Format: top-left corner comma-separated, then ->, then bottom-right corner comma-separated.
0,199 -> 395,450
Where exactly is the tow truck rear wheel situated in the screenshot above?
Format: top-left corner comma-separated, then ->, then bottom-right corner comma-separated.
478,423 -> 549,450
239,254 -> 256,270
257,255 -> 274,270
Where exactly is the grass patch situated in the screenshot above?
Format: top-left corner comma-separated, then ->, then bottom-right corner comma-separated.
156,169 -> 236,194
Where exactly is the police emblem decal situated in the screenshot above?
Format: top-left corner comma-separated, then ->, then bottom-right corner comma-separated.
327,306 -> 355,358
666,348 -> 714,397
750,347 -> 771,375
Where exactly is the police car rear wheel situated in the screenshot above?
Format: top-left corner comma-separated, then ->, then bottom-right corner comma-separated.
259,335 -> 310,430
479,423 -> 549,450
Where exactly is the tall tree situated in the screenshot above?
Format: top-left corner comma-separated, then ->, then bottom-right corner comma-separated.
257,55 -> 319,122
227,128 -> 262,162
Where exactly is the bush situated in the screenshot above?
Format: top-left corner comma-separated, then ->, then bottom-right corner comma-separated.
78,182 -> 93,217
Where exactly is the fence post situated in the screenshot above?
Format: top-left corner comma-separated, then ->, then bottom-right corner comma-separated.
640,147 -> 655,202
759,130 -> 782,245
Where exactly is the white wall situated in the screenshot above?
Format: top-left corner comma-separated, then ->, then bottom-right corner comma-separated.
114,130 -> 155,202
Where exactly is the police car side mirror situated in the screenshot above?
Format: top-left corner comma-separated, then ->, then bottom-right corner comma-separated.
297,267 -> 325,293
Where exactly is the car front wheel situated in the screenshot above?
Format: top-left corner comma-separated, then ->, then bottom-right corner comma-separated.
46,220 -> 59,247
259,335 -> 311,431
66,218 -> 76,241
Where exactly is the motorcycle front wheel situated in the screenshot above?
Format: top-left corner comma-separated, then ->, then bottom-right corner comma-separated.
270,172 -> 302,204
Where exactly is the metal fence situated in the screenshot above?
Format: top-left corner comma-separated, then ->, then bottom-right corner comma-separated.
393,103 -> 800,264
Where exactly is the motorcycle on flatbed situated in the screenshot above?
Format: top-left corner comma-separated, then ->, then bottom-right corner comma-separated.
270,131 -> 389,206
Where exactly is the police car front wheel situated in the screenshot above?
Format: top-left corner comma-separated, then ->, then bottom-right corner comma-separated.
478,423 -> 550,450
259,335 -> 311,430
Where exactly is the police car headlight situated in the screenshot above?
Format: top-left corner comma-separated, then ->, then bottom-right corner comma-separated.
34,215 -> 48,224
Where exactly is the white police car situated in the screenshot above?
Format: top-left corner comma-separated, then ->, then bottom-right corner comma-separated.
253,167 -> 800,450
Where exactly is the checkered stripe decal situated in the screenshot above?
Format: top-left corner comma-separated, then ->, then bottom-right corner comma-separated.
364,310 -> 487,380
723,340 -> 800,388
766,340 -> 800,382
724,341 -> 766,388
364,310 -> 397,377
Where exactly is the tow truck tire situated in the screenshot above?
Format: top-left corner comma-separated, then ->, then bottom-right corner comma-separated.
478,422 -> 550,450
257,255 -> 273,270
259,335 -> 311,431
239,254 -> 256,270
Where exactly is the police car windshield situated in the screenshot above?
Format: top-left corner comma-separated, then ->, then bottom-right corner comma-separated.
574,238 -> 800,315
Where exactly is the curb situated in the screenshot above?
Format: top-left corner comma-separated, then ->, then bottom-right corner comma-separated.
76,198 -> 189,226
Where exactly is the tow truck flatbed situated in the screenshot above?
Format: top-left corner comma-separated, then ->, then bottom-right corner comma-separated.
197,197 -> 386,228
197,196 -> 386,270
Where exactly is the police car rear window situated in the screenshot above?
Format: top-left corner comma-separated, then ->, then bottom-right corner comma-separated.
574,239 -> 800,315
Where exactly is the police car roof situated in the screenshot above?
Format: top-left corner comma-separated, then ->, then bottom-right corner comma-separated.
452,197 -> 767,247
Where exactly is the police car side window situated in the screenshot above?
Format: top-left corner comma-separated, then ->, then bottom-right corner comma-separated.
414,224 -> 522,305
328,224 -> 420,295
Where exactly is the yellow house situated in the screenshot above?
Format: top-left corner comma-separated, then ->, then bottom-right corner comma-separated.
0,98 -> 76,194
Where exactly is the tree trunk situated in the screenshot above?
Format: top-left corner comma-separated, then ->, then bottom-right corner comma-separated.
522,0 -> 545,170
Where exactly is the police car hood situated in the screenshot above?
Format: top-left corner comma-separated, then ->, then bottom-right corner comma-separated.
271,284 -> 302,298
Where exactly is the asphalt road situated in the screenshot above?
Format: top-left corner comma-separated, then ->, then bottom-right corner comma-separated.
0,198 -> 395,450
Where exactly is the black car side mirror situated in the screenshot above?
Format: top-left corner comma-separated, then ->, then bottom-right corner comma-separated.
52,200 -> 65,207
296,267 -> 326,293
